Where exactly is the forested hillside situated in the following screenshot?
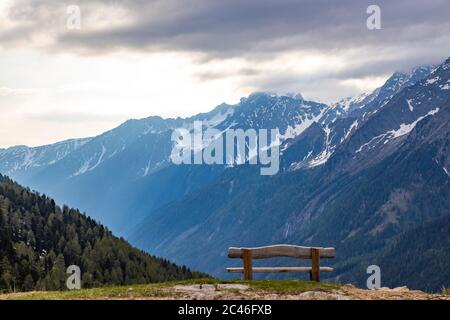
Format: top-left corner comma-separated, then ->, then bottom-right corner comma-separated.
339,214 -> 450,292
0,174 -> 204,292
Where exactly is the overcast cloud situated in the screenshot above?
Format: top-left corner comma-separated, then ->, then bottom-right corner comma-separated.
0,0 -> 449,146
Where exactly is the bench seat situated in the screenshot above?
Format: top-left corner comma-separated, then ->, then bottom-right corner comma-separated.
227,266 -> 333,273
226,244 -> 336,281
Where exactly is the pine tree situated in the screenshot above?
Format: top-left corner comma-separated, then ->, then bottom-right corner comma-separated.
23,274 -> 34,292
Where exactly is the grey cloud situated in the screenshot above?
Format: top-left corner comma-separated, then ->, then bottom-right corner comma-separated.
26,111 -> 127,123
194,67 -> 260,81
1,0 -> 450,99
3,0 -> 449,56
59,0 -> 450,57
0,87 -> 44,97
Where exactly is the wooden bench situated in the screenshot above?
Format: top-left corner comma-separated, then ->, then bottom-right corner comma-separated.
226,244 -> 335,282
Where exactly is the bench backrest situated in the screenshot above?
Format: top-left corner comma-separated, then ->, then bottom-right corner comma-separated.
228,244 -> 335,259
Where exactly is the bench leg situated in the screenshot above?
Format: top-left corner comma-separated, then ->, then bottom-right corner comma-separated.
242,249 -> 253,281
310,248 -> 320,282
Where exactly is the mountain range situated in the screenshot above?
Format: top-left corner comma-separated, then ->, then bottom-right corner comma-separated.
1,57 -> 449,291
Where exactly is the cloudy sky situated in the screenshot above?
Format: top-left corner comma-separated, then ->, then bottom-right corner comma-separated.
1,0 -> 449,147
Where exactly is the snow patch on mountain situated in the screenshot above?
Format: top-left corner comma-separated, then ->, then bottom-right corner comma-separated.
73,159 -> 93,176
443,166 -> 450,177
142,159 -> 167,177
389,108 -> 440,138
355,134 -> 386,153
278,107 -> 328,141
332,92 -> 371,112
89,145 -> 106,171
72,145 -> 108,176
308,125 -> 333,167
0,138 -> 92,175
426,76 -> 440,85
203,108 -> 234,127
343,119 -> 359,141
308,149 -> 333,167
406,99 -> 414,112
356,108 -> 440,153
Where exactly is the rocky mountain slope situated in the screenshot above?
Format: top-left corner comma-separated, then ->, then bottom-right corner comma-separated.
0,64 -> 436,234
129,58 -> 450,292
0,94 -> 331,234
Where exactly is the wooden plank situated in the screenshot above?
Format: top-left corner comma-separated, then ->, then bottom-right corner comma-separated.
310,248 -> 320,282
228,245 -> 335,259
227,267 -> 334,273
242,249 -> 253,280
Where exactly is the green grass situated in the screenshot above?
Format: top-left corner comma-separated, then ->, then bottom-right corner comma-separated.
0,278 -> 340,300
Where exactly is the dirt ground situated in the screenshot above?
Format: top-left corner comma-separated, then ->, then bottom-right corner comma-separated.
161,284 -> 449,300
